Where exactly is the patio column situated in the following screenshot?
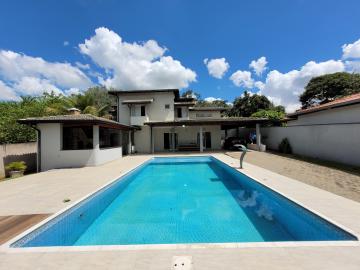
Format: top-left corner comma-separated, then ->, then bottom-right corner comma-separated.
93,125 -> 99,150
128,130 -> 132,154
199,126 -> 204,152
171,127 -> 175,152
151,126 -> 154,154
256,123 -> 261,149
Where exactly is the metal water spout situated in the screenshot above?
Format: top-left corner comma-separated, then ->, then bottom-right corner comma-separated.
234,144 -> 247,169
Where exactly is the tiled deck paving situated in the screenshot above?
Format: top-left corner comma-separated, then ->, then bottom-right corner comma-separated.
0,153 -> 359,270
227,151 -> 360,202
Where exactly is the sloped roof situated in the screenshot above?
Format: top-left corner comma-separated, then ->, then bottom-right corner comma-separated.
189,107 -> 228,111
288,93 -> 360,117
18,114 -> 137,130
144,117 -> 270,127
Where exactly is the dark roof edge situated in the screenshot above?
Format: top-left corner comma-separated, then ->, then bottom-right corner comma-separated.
108,89 -> 179,95
288,98 -> 360,117
17,117 -> 137,130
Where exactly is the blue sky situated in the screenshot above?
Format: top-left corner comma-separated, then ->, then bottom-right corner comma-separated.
1,0 -> 360,111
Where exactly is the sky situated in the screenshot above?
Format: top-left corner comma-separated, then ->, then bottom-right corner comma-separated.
1,0 -> 360,112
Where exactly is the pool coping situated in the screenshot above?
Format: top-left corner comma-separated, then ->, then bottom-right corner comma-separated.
1,153 -> 360,253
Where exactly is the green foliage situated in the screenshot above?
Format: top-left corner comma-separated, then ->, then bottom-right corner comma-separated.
300,72 -> 360,109
278,138 -> 292,154
0,98 -> 48,144
0,87 -> 116,144
195,99 -> 230,108
5,161 -> 27,171
227,91 -> 272,117
181,89 -> 200,100
251,109 -> 285,121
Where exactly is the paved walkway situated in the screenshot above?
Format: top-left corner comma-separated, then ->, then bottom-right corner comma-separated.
0,153 -> 359,270
227,150 -> 360,202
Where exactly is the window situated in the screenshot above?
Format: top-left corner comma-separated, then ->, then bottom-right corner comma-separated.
100,127 -> 121,149
177,107 -> 182,118
141,105 -> 146,116
165,104 -> 170,109
62,126 -> 93,150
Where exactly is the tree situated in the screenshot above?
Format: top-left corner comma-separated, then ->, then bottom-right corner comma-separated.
181,89 -> 200,100
48,87 -> 115,117
227,91 -> 272,117
300,72 -> 360,109
195,99 -> 230,108
251,109 -> 285,121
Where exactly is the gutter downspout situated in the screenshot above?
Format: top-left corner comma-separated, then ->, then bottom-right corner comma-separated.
31,125 -> 41,173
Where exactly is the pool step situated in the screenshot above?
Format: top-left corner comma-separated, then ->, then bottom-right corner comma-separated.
171,256 -> 193,270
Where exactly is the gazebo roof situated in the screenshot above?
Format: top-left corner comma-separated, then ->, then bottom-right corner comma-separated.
18,114 -> 138,130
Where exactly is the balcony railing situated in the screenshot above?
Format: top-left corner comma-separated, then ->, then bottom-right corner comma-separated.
130,116 -> 149,125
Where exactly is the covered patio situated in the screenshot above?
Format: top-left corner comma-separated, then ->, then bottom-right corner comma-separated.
145,117 -> 273,153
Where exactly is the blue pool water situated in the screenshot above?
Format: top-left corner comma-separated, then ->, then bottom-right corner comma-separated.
12,157 -> 356,247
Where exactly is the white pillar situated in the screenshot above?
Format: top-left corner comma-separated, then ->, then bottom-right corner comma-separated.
171,127 -> 175,152
128,131 -> 132,154
151,126 -> 155,154
93,125 -> 100,150
256,123 -> 261,149
199,126 -> 204,152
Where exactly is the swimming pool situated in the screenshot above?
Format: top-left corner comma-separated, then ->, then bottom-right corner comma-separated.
11,156 -> 357,247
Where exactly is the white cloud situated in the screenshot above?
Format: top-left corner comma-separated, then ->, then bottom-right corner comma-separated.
75,62 -> 90,70
204,97 -> 223,102
254,81 -> 265,91
79,27 -> 196,90
229,70 -> 254,88
63,41 -> 69,46
0,50 -> 92,100
64,87 -> 81,95
204,58 -> 229,79
249,56 -> 268,76
13,77 -> 62,96
0,80 -> 19,101
261,60 -> 345,112
342,38 -> 360,59
345,60 -> 360,73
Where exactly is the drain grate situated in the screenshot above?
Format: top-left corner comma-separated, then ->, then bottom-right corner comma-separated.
171,256 -> 193,270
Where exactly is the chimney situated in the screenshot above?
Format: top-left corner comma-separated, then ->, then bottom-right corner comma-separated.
67,108 -> 81,115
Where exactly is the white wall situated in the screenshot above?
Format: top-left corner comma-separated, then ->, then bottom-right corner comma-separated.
261,124 -> 360,167
38,123 -> 123,171
288,104 -> 360,126
117,92 -> 175,125
0,142 -> 37,178
133,125 -> 151,153
189,110 -> 221,119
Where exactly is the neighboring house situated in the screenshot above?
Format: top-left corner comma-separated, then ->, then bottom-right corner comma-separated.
19,89 -> 270,171
287,93 -> 360,125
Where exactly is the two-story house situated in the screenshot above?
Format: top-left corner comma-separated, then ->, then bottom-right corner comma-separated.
109,89 -> 225,153
18,89 -> 269,171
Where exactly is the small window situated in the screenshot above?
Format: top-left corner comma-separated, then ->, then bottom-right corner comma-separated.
62,126 -> 93,150
140,105 -> 146,116
165,104 -> 170,109
177,107 -> 182,118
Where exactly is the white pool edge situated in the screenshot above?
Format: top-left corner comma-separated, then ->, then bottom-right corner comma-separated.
2,153 -> 359,253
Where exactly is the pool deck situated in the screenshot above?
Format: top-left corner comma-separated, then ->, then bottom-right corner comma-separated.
0,153 -> 360,269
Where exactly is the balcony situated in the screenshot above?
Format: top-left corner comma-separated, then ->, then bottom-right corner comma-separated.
130,116 -> 149,126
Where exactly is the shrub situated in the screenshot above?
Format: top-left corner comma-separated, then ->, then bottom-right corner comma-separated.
278,138 -> 292,154
5,161 -> 27,172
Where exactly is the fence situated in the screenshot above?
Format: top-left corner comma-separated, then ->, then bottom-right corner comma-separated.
0,142 -> 37,179
261,123 -> 360,167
